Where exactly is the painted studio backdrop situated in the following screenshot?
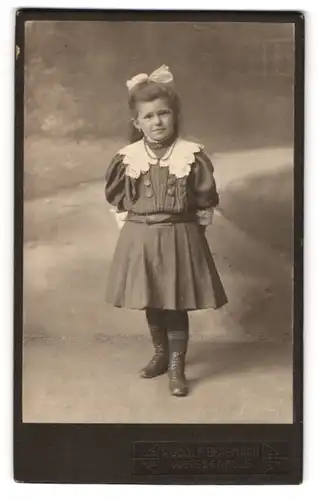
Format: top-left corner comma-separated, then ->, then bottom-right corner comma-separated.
23,21 -> 294,423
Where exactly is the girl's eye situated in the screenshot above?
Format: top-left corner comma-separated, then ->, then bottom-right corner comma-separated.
142,110 -> 171,119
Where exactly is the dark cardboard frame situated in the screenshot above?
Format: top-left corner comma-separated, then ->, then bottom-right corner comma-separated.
14,9 -> 304,484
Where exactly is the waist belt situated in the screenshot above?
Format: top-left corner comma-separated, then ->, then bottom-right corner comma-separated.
126,212 -> 197,225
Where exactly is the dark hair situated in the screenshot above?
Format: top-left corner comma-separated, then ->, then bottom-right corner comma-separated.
127,80 -> 181,143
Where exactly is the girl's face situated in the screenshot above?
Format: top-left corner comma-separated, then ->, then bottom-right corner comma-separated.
133,98 -> 175,143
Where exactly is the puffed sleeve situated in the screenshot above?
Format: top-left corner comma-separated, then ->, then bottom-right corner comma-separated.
191,150 -> 219,209
105,154 -> 136,211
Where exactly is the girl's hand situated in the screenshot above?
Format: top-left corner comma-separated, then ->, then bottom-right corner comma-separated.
110,208 -> 128,229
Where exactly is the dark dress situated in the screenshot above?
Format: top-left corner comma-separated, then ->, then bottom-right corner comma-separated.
104,138 -> 228,311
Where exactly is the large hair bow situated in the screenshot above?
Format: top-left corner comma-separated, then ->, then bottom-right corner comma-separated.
126,65 -> 174,92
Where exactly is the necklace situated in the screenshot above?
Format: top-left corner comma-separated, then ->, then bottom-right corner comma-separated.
144,134 -> 176,150
143,138 -> 176,163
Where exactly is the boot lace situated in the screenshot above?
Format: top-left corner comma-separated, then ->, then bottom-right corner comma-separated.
170,352 -> 184,380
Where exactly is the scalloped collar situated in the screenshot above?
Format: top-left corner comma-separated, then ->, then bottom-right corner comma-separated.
119,138 -> 203,179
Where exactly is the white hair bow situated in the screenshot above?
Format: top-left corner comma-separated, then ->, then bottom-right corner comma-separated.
126,65 -> 174,92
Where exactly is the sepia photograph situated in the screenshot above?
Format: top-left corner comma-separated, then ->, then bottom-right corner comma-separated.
22,17 -> 296,424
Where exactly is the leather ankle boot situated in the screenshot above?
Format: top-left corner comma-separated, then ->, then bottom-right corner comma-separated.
168,351 -> 188,396
140,336 -> 169,378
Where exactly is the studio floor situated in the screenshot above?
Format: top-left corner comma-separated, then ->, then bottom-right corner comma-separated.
23,336 -> 292,423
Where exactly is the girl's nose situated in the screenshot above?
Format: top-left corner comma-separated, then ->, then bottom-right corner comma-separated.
153,114 -> 162,125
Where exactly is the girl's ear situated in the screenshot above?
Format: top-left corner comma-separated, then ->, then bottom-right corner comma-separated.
132,117 -> 141,131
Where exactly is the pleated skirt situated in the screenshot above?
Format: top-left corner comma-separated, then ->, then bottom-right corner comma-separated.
106,221 -> 228,311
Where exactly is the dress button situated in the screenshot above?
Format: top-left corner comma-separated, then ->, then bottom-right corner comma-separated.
180,177 -> 187,186
144,179 -> 151,187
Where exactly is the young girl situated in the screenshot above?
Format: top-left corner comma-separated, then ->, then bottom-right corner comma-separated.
105,65 -> 227,397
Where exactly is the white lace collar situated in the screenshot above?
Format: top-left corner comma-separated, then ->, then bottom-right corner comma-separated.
119,138 -> 203,179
